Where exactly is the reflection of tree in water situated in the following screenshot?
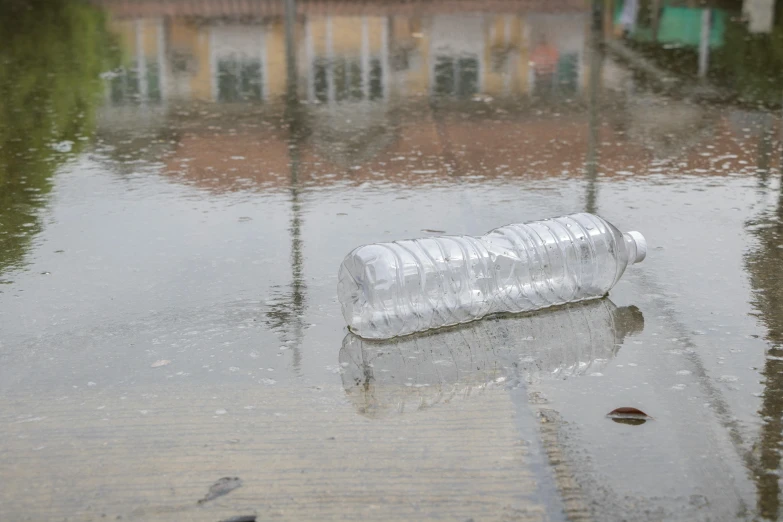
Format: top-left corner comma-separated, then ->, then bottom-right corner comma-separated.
264,129 -> 306,370
264,245 -> 306,370
585,0 -> 604,215
746,176 -> 783,520
0,0 -> 114,276
265,4 -> 307,371
736,13 -> 783,511
625,4 -> 783,108
712,6 -> 783,107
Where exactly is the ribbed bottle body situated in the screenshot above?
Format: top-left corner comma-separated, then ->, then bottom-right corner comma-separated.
338,213 -> 643,339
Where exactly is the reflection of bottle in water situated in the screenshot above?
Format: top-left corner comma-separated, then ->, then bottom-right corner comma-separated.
338,213 -> 646,339
339,299 -> 643,418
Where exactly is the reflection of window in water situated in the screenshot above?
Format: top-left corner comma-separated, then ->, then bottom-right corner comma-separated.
391,47 -> 412,71
217,57 -> 262,102
171,51 -> 194,74
369,59 -> 383,100
433,55 -> 479,97
556,53 -> 579,93
491,48 -> 510,73
109,60 -> 162,104
534,53 -> 579,95
312,57 -> 383,103
334,59 -> 363,100
147,62 -> 161,101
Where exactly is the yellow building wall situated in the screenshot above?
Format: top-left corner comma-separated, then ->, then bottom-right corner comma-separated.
142,20 -> 160,58
167,20 -> 212,101
309,16 -> 386,56
109,18 -> 163,62
483,17 -> 504,96
515,17 -> 530,95
108,13 -> 540,102
264,21 -> 288,100
391,16 -> 429,96
484,15 -> 530,96
367,17 -> 384,53
108,19 -> 137,66
190,26 -> 213,101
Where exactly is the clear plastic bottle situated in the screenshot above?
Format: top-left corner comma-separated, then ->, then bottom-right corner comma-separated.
337,213 -> 646,339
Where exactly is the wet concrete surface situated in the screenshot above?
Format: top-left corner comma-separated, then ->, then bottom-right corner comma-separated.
2,0 -> 783,520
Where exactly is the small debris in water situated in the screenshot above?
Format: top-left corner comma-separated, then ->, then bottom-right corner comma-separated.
607,407 -> 652,426
150,360 -> 171,368
528,391 -> 549,404
421,229 -> 446,234
198,477 -> 242,504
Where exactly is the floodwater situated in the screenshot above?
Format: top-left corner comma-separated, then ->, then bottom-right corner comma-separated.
1,0 -> 783,520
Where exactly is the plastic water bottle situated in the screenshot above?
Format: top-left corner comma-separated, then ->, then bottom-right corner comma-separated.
339,299 -> 644,418
337,213 -> 646,339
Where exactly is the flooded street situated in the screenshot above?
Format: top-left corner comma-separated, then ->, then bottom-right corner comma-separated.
2,0 -> 783,520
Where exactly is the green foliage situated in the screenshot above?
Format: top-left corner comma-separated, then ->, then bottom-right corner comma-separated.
0,0 -> 115,275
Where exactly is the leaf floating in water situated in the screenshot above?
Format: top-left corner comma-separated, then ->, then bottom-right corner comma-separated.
150,360 -> 171,368
608,407 -> 649,416
198,476 -> 242,504
607,407 -> 652,426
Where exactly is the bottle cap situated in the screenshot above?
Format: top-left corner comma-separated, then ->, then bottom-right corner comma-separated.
627,231 -> 647,264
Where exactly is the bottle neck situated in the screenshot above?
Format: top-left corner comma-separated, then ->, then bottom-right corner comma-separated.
623,231 -> 647,265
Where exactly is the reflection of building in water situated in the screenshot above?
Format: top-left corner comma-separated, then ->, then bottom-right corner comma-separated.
209,25 -> 267,102
108,19 -> 167,104
102,8 -> 591,104
304,16 -> 388,102
743,0 -> 775,34
611,1 -> 727,47
429,14 -> 484,97
97,4 -> 781,190
526,13 -> 584,95
108,17 -> 287,103
339,300 -> 643,418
